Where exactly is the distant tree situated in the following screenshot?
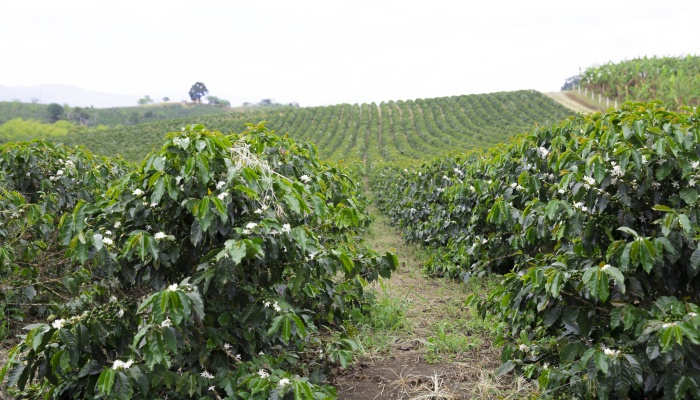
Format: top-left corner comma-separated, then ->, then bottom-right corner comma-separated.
162,96 -> 170,102
138,95 -> 154,105
259,99 -> 272,106
47,103 -> 65,123
68,107 -> 90,126
189,82 -> 208,103
31,97 -> 40,104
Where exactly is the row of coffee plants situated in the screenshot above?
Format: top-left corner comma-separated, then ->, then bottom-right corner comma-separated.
371,104 -> 700,398
1,124 -> 397,399
579,55 -> 699,109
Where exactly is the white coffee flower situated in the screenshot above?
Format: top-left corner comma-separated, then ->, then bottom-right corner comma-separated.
603,347 -> 620,357
300,175 -> 312,183
132,188 -> 144,197
201,370 -> 214,379
117,309 -> 124,318
217,192 -> 228,200
689,179 -> 696,187
519,344 -> 529,352
161,318 -> 172,328
537,146 -> 549,158
258,369 -> 270,379
583,176 -> 596,186
662,322 -> 677,329
52,319 -> 66,330
273,302 -> 281,312
254,208 -> 263,214
282,223 -> 291,233
208,386 -> 216,392
216,181 -> 225,189
56,169 -> 64,176
558,188 -> 566,194
102,237 -> 114,246
245,222 -> 257,230
109,296 -> 118,303
167,283 -> 178,292
689,312 -> 698,318
692,161 -> 699,169
154,232 -> 167,240
612,165 -> 623,177
278,378 -> 291,388
112,359 -> 134,370
223,343 -> 231,350
235,354 -> 242,361
263,301 -> 271,308
114,221 -> 121,228
601,264 -> 612,271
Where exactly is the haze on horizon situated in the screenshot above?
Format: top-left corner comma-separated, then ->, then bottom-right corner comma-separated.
2,0 -> 698,107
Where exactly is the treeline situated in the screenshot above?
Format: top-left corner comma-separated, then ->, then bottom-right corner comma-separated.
0,101 -> 232,126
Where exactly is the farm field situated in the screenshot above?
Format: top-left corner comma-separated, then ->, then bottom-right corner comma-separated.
2,55 -> 700,399
35,90 -> 573,164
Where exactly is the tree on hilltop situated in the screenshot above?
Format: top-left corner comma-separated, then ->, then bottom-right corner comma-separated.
189,82 -> 208,103
47,103 -> 65,123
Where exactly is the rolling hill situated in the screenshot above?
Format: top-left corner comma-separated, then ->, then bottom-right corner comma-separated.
49,90 -> 573,163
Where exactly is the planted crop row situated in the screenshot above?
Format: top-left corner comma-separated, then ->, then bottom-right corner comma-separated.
370,103 -> 700,399
1,125 -> 397,398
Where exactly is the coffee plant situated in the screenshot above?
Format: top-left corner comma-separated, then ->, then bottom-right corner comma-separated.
0,141 -> 127,342
1,124 -> 397,399
372,104 -> 700,399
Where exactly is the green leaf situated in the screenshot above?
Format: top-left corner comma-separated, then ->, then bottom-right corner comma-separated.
223,240 -> 246,265
602,265 -> 626,294
679,188 -> 698,205
594,352 -> 609,374
690,247 -> 700,278
338,253 -> 354,274
652,204 -> 674,213
96,368 -> 116,395
678,214 -> 692,235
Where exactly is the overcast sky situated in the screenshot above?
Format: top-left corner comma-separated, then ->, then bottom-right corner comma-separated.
2,0 -> 698,107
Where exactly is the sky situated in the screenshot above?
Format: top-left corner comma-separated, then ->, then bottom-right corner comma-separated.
1,0 -> 699,107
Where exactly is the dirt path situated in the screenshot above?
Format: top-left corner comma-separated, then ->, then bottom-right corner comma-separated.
332,209 -> 533,399
545,91 -> 600,114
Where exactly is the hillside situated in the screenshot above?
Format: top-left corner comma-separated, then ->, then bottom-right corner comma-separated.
579,55 -> 699,109
51,90 -> 573,163
0,101 -> 233,126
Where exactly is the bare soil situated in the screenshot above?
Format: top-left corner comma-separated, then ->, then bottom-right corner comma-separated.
332,209 -> 533,399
